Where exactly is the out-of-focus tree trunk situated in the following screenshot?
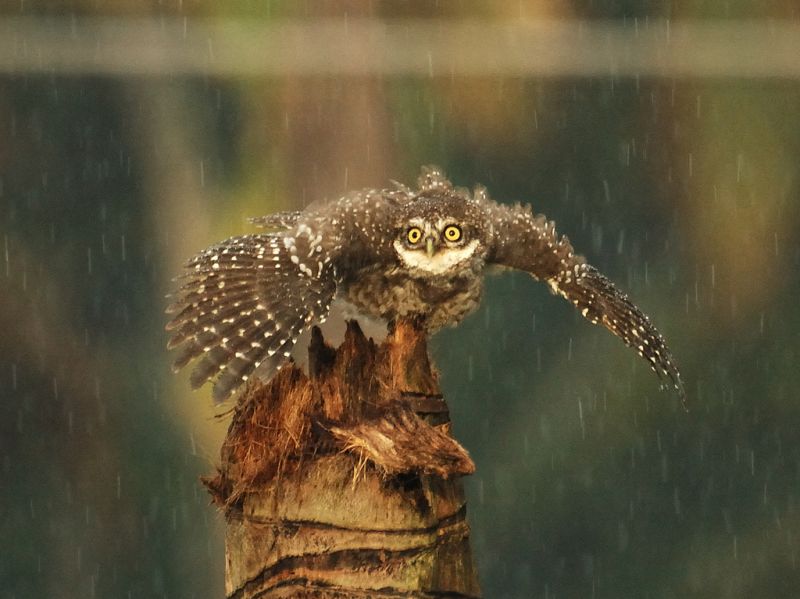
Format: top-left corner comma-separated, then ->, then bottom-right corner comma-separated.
204,319 -> 481,598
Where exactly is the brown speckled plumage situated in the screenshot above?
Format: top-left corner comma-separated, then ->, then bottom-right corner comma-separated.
166,166 -> 685,404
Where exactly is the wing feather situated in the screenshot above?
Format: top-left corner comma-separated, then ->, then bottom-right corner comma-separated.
247,211 -> 303,230
485,202 -> 686,406
166,233 -> 336,403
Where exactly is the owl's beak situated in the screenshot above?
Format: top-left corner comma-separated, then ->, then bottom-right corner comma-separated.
425,237 -> 436,257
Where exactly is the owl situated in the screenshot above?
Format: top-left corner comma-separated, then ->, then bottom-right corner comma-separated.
166,166 -> 685,405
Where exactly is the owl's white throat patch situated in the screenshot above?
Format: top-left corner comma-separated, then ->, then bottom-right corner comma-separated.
393,239 -> 480,275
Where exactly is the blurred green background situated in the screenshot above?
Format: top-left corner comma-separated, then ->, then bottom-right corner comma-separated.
2,1 -> 800,597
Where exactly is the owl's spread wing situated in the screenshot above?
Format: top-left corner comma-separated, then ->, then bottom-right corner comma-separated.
486,202 -> 686,405
166,233 -> 336,403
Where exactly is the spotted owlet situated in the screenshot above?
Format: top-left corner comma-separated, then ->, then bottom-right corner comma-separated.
166,166 -> 685,405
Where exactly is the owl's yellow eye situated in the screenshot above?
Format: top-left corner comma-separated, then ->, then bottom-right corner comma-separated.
406,227 -> 423,244
443,224 -> 462,242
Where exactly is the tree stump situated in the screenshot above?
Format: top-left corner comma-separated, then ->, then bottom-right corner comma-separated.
203,318 -> 481,598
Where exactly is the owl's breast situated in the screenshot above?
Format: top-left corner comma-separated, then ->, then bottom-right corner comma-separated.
340,263 -> 484,330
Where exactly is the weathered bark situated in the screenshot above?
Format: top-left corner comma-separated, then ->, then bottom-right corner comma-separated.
204,319 -> 481,598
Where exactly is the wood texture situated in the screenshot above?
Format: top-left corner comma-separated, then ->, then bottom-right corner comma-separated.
204,319 -> 481,598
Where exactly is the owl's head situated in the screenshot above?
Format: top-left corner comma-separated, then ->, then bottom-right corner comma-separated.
392,191 -> 488,276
